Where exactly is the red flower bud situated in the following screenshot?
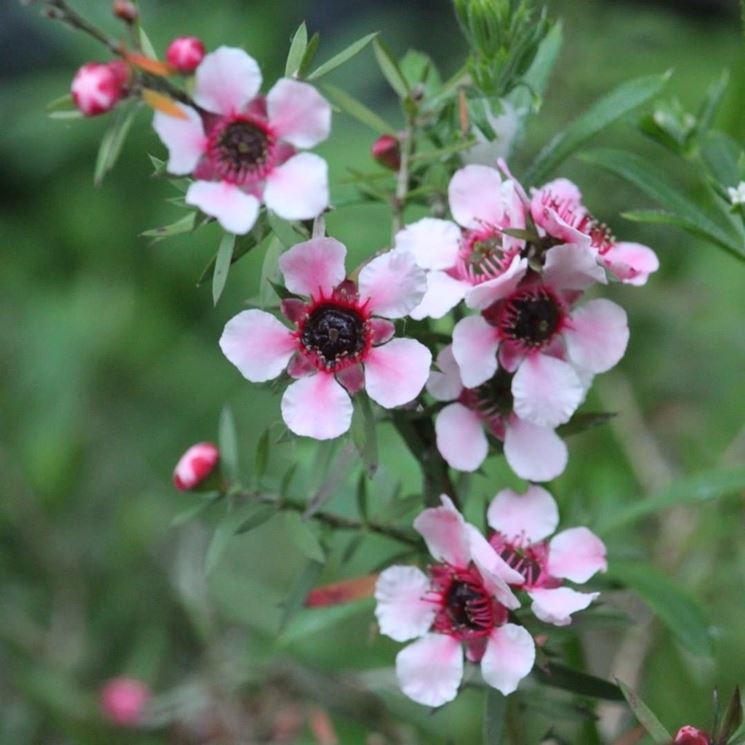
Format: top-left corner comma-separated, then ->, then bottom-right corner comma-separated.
173,442 -> 220,491
166,36 -> 206,74
674,726 -> 710,745
71,61 -> 129,117
112,0 -> 138,22
100,677 -> 150,727
372,134 -> 401,171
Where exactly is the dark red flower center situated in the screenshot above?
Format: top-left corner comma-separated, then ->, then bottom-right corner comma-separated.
208,115 -> 275,183
300,304 -> 367,370
493,286 -> 564,348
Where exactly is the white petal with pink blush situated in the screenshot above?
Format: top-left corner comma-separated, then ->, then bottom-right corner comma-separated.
465,255 -> 528,310
528,587 -> 598,626
396,634 -> 464,707
193,47 -> 262,115
410,271 -> 468,320
449,164 -> 510,229
466,525 -> 523,602
602,241 -> 659,286
548,526 -> 607,583
358,250 -> 426,319
363,338 -> 432,409
452,315 -> 500,388
426,346 -> 463,402
266,78 -> 331,148
435,403 -> 487,472
152,105 -> 206,175
219,309 -> 296,382
503,416 -> 568,482
278,237 -> 347,297
394,218 -> 461,271
280,372 -> 353,439
486,485 -> 559,544
375,566 -> 437,643
263,152 -> 329,220
413,496 -> 471,568
563,299 -> 629,374
186,181 -> 260,235
542,242 -> 606,290
480,624 -> 535,695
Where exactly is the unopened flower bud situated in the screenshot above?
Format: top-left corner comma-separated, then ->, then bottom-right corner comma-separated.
71,61 -> 129,117
674,726 -> 710,745
112,0 -> 138,22
100,677 -> 150,727
173,442 -> 220,491
166,37 -> 206,74
371,134 -> 401,171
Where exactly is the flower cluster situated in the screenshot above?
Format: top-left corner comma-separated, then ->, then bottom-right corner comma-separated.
375,488 -> 606,707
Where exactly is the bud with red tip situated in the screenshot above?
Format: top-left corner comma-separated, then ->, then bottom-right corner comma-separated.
112,0 -> 138,22
100,677 -> 150,727
674,726 -> 710,745
166,37 -> 206,74
71,61 -> 129,117
173,442 -> 220,491
371,134 -> 401,171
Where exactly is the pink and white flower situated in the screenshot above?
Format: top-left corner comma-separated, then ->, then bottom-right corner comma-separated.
173,442 -> 220,491
487,486 -> 606,626
674,726 -> 711,745
375,496 -> 535,707
531,178 -> 659,286
166,36 -> 206,73
153,46 -> 331,235
71,61 -> 129,117
427,346 -> 567,481
100,677 -> 150,727
451,242 -> 629,428
220,238 -> 431,440
393,164 -> 528,319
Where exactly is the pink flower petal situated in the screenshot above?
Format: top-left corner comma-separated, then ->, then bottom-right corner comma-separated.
193,47 -> 262,115
364,338 -> 432,408
564,299 -> 629,374
186,181 -> 260,235
219,309 -> 295,382
480,624 -> 535,695
452,315 -> 500,388
434,403 -> 488,473
336,363 -> 365,394
410,271 -> 468,320
466,525 -> 523,606
465,255 -> 528,310
374,566 -> 437,642
534,178 -> 583,207
542,242 -> 607,291
413,496 -> 471,567
369,318 -> 395,345
152,105 -> 206,175
503,416 -> 568,482
396,634 -> 463,708
394,218 -> 461,271
281,372 -> 353,439
512,353 -> 584,428
548,526 -> 607,583
278,237 -> 347,297
486,485 -> 559,543
449,165 -> 507,229
601,241 -> 659,286
426,346 -> 463,402
358,250 -> 426,319
264,152 -> 329,220
266,78 -> 331,148
528,587 -> 598,626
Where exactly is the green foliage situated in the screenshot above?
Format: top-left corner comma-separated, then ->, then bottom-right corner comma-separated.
618,680 -> 672,743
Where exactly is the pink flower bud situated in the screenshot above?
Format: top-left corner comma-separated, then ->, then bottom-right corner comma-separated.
100,677 -> 150,727
173,442 -> 220,491
166,37 -> 206,74
371,134 -> 401,171
674,726 -> 710,745
71,61 -> 129,117
112,0 -> 138,22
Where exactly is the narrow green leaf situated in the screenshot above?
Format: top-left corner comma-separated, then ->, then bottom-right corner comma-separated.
141,212 -> 196,241
279,598 -> 371,646
212,232 -> 236,306
700,130 -> 744,188
46,93 -> 83,120
718,687 -> 743,745
372,37 -> 410,99
533,663 -> 624,701
171,499 -> 213,527
356,472 -> 369,523
697,69 -> 730,134
351,394 -> 379,478
94,104 -> 138,186
197,217 -> 268,287
307,32 -> 378,81
285,21 -> 308,77
609,561 -> 712,656
298,32 -> 320,78
267,212 -> 303,248
235,504 -> 277,534
305,444 -> 356,519
558,411 -> 616,437
400,50 -> 441,98
617,680 -> 672,744
483,689 -> 506,745
279,559 -> 324,630
254,430 -> 271,483
525,72 -> 669,184
322,83 -> 394,135
218,406 -> 239,482
283,512 -> 325,563
204,501 -> 268,574
138,26 -> 158,59
596,466 -> 745,534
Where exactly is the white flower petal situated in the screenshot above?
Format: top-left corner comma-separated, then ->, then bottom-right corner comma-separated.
375,566 -> 436,642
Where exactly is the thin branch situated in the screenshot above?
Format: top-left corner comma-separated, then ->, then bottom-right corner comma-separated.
391,110 -> 416,238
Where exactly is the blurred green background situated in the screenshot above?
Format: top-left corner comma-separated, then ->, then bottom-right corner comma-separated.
1,1 -> 744,743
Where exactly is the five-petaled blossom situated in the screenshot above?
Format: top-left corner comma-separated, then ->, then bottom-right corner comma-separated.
100,677 -> 150,727
71,61 -> 129,117
220,238 -> 431,440
487,485 -> 606,626
172,442 -> 220,491
375,496 -> 535,708
153,46 -> 331,235
452,242 -> 629,428
427,346 -> 567,481
673,726 -> 710,745
394,164 -> 527,319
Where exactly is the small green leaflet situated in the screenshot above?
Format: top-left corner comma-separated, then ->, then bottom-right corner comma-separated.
285,21 -> 308,77
141,212 -> 197,242
483,689 -> 506,745
283,512 -> 325,563
307,32 -> 378,81
212,232 -> 236,305
46,94 -> 83,120
94,103 -> 139,186
279,559 -> 324,630
372,38 -> 410,99
267,212 -> 304,248
138,26 -> 158,59
617,680 -> 672,744
351,394 -> 378,479
532,663 -> 624,701
322,84 -> 394,135
218,405 -> 239,482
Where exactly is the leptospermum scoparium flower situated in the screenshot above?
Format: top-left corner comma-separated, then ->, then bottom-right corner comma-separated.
71,61 -> 129,117
427,346 -> 568,481
452,242 -> 629,428
153,46 -> 331,235
487,486 -> 607,626
172,442 -> 220,491
375,497 -> 535,707
394,164 -> 527,319
219,238 -> 431,440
